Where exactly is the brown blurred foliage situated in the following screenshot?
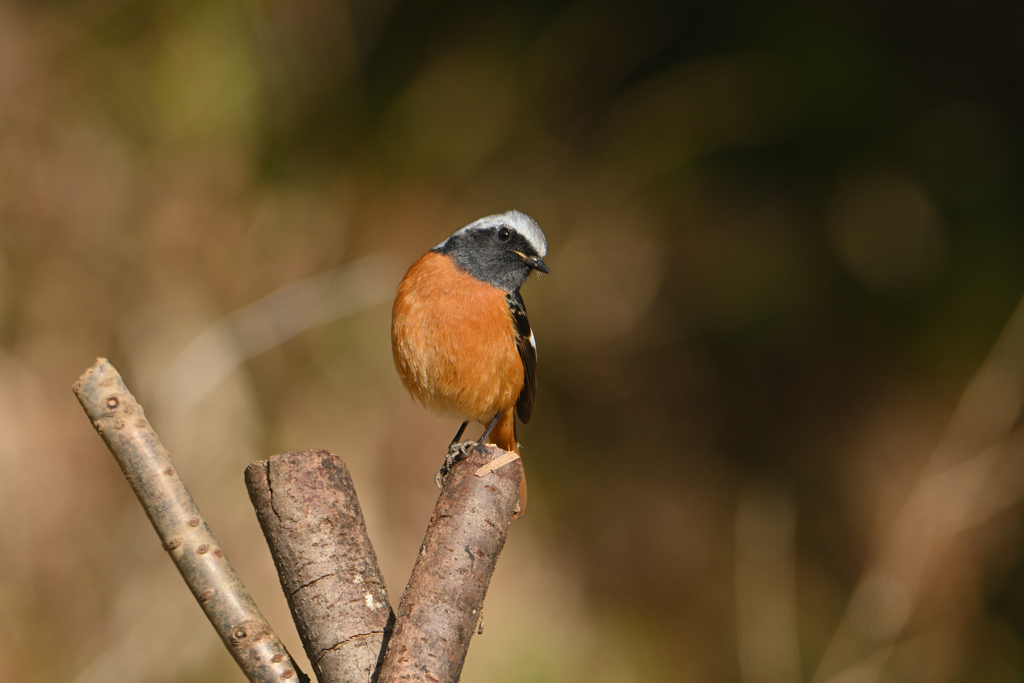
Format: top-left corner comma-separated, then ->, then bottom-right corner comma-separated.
3,0 -> 1024,681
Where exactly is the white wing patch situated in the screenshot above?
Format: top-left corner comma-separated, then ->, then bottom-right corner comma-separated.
529,330 -> 536,356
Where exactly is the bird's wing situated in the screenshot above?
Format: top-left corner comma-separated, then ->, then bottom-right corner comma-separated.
507,290 -> 537,424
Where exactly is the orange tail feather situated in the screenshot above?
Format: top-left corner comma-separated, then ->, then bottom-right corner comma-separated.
487,409 -> 527,517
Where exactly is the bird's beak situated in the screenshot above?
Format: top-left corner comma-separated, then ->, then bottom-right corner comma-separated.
521,254 -> 550,274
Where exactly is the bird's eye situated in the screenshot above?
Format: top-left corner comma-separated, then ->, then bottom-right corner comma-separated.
497,227 -> 511,242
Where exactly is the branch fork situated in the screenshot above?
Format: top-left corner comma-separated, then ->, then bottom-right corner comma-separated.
75,358 -> 523,683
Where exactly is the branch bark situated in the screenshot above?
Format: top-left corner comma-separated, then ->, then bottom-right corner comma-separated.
77,358 -> 524,683
245,451 -> 395,683
73,358 -> 307,683
377,443 -> 523,683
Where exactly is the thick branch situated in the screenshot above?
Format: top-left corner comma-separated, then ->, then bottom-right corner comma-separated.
73,358 -> 306,683
245,451 -> 394,683
377,444 -> 523,683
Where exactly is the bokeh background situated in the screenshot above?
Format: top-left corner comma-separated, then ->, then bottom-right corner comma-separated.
3,0 -> 1024,681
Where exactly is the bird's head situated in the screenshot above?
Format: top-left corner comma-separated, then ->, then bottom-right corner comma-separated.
433,210 -> 550,292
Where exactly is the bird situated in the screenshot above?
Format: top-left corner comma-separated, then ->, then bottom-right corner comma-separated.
391,210 -> 549,516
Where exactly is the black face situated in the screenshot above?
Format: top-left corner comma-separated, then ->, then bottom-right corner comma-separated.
433,224 -> 548,292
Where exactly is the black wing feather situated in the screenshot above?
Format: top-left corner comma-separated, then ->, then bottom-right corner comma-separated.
507,290 -> 537,424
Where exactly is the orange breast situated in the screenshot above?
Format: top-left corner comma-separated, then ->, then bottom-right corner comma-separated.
392,251 -> 524,423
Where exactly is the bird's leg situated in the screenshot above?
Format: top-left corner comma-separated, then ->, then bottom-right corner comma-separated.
435,412 -> 503,488
447,421 -> 470,454
437,420 -> 473,489
478,410 -> 504,444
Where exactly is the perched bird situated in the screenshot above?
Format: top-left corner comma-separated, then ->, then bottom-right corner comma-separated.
391,210 -> 549,515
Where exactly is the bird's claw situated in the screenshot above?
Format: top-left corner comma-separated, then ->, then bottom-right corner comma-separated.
435,441 -> 477,488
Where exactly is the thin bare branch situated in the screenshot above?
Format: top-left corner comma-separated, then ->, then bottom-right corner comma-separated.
735,485 -> 802,683
246,451 -> 395,683
153,254 -> 400,418
73,358 -> 307,683
812,294 -> 1024,683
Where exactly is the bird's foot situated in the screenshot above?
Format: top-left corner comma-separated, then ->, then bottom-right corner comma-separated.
435,441 -> 477,488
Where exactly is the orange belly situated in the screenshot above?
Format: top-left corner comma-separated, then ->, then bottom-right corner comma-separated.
392,251 -> 524,424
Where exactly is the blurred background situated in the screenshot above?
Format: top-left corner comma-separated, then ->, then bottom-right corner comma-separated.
3,0 -> 1024,681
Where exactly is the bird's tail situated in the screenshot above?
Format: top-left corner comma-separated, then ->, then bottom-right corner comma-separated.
487,408 -> 527,517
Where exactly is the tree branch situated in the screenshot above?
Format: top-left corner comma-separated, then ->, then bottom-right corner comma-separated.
245,451 -> 395,683
73,358 -> 307,683
77,358 -> 524,683
377,444 -> 523,683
